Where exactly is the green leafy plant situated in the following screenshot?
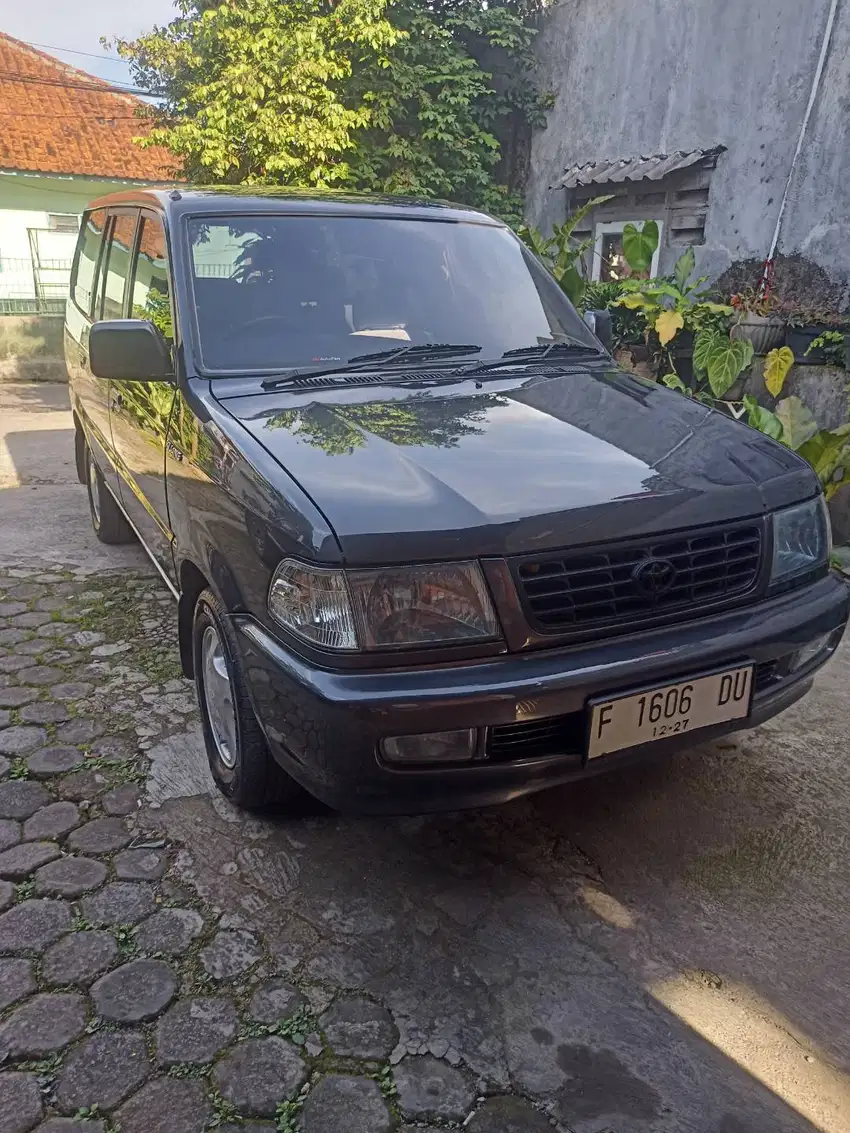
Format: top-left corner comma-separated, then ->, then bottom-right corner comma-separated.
584,280 -> 645,345
111,924 -> 139,960
743,395 -> 850,499
14,879 -> 36,902
618,250 -> 733,348
117,0 -> 546,216
276,1099 -> 302,1133
22,1053 -> 63,1090
374,1064 -> 398,1099
209,1090 -> 241,1127
775,396 -> 817,449
518,195 -> 614,306
661,372 -> 689,394
167,1062 -> 209,1080
782,306 -> 849,330
348,0 -> 545,215
73,1105 -> 100,1121
763,345 -> 795,396
519,205 -> 664,310
692,330 -> 754,396
239,1005 -> 319,1045
806,330 -> 847,368
622,220 -> 659,275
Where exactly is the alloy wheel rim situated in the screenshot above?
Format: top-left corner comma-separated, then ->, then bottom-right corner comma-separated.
88,458 -> 101,526
201,623 -> 238,769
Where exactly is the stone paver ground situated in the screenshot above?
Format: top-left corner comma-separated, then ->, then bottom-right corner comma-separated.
0,565 -> 560,1133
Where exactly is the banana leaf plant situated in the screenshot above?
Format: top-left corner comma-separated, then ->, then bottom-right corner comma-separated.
517,195 -> 615,307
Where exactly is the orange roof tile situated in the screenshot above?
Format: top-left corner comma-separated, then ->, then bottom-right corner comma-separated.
0,33 -> 178,181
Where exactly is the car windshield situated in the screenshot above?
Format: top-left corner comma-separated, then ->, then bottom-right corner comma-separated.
186,213 -> 599,375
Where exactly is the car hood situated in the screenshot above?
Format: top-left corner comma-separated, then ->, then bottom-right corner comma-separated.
216,366 -> 816,564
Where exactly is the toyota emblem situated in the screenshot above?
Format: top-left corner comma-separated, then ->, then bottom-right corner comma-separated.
632,557 -> 677,597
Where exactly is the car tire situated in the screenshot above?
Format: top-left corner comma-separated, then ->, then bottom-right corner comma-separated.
74,424 -> 87,485
193,587 -> 304,812
85,446 -> 135,545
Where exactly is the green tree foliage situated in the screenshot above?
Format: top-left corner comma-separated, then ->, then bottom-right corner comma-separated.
349,0 -> 542,216
118,0 -> 543,215
119,0 -> 402,185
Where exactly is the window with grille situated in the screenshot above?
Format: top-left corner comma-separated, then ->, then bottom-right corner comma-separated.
48,214 -> 80,234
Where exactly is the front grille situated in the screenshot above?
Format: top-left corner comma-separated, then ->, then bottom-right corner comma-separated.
754,659 -> 780,688
514,523 -> 763,635
485,654 -> 788,763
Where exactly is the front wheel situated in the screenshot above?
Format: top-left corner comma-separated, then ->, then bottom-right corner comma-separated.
192,588 -> 304,811
85,446 -> 134,545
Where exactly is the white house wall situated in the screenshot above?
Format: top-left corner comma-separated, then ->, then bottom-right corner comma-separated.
0,172 -> 152,301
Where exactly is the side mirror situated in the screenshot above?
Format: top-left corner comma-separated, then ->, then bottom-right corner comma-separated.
89,320 -> 172,382
583,309 -> 613,352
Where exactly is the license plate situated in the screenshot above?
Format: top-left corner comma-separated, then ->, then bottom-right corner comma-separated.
587,665 -> 753,759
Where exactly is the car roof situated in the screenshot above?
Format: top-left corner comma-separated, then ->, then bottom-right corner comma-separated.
85,186 -> 504,226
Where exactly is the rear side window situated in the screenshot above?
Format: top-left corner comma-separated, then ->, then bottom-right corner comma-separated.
71,209 -> 107,316
100,212 -> 139,320
129,214 -> 173,341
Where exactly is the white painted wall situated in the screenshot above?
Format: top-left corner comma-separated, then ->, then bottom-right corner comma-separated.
0,170 -> 159,302
0,209 -> 78,301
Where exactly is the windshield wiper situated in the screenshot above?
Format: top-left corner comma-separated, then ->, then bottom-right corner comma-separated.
347,343 -> 482,367
464,340 -> 605,375
260,344 -> 482,389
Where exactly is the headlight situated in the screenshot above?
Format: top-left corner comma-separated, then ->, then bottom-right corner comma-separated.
771,497 -> 830,585
267,562 -> 359,650
268,559 -> 500,651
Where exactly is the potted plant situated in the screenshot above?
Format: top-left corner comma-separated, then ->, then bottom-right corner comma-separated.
583,279 -> 647,357
617,247 -> 733,385
783,308 -> 850,365
729,288 -> 785,354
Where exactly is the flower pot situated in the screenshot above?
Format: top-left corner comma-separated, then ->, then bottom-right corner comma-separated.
731,314 -> 785,355
724,376 -> 748,401
671,330 -> 695,357
670,331 -> 694,384
785,325 -> 828,364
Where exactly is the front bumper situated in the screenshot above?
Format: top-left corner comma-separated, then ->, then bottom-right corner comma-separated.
235,574 -> 849,814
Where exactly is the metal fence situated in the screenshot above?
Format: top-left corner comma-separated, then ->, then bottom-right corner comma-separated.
0,257 -> 71,315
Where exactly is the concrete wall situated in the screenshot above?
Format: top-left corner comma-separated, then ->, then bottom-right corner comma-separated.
528,0 -> 850,289
0,314 -> 66,382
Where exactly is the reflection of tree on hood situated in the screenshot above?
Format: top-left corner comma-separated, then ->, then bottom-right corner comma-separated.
265,395 -> 507,456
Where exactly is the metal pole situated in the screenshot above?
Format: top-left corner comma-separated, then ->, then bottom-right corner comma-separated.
764,0 -> 841,269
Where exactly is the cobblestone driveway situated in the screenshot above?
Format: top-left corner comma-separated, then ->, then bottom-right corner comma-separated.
2,383 -> 848,1133
0,566 -> 505,1133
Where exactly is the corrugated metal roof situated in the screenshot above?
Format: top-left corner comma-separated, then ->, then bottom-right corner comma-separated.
557,146 -> 725,189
